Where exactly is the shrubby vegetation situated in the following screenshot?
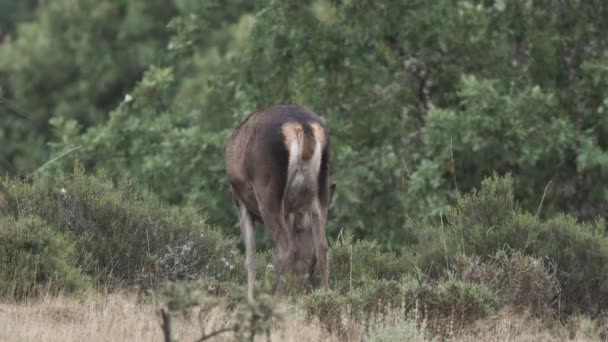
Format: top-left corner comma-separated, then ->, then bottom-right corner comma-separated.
412,174 -> 608,314
0,166 -> 241,291
0,217 -> 90,298
1,167 -> 607,338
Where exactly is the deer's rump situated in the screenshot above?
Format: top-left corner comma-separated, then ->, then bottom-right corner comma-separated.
225,104 -> 331,218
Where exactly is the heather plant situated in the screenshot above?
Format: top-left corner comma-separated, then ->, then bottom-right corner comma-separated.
0,165 -> 241,289
0,217 -> 90,298
412,174 -> 608,314
301,276 -> 494,337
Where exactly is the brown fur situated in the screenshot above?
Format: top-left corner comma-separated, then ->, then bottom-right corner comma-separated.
225,104 -> 332,301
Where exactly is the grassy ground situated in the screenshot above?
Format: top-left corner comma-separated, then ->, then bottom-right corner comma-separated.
0,294 -> 602,342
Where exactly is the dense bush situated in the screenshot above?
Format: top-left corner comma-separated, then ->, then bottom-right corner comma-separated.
452,252 -> 559,317
412,174 -> 608,314
301,276 -> 494,336
0,166 -> 241,289
0,217 -> 90,298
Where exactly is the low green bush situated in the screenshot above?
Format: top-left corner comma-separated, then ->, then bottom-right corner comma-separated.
347,279 -> 404,315
301,276 -> 495,336
534,215 -> 608,314
401,275 -> 495,334
300,290 -> 348,336
412,173 -> 608,314
0,217 -> 90,298
0,165 -> 241,289
330,234 -> 412,293
452,252 -> 559,317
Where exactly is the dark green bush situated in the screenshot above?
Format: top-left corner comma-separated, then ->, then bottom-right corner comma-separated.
534,215 -> 608,314
0,217 -> 90,298
0,166 -> 241,289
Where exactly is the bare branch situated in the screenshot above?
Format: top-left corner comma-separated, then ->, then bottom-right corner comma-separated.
160,308 -> 172,342
194,326 -> 235,342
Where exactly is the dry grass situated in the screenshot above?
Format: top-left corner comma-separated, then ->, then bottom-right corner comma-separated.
0,293 -> 337,342
0,294 -> 604,342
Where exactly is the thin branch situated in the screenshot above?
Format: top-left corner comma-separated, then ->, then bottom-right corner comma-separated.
25,145 -> 82,180
535,180 -> 553,223
194,326 -> 235,342
450,136 -> 459,194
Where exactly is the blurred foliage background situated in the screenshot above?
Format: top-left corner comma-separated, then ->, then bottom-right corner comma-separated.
2,0 -> 608,250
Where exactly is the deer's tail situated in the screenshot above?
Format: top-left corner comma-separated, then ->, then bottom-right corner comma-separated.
282,122 -> 326,200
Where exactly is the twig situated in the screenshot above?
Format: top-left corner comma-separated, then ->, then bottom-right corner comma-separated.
349,244 -> 353,293
535,180 -> 553,223
25,145 -> 82,180
449,137 -> 459,194
440,213 -> 449,268
194,326 -> 235,342
401,158 -> 411,177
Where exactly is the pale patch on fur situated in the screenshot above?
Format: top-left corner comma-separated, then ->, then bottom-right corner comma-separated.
282,122 -> 304,194
282,121 -> 324,212
306,122 -> 324,191
309,122 -> 326,147
281,122 -> 304,146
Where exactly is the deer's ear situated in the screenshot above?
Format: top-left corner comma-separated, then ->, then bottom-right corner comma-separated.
329,182 -> 337,206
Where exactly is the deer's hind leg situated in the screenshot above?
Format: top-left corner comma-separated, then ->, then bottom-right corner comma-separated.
253,184 -> 295,298
237,200 -> 256,303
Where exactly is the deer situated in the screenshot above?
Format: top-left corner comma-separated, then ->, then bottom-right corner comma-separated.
225,104 -> 333,301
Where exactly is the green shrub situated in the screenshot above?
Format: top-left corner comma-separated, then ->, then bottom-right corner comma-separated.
347,279 -> 404,316
401,276 -> 495,334
0,217 -> 90,298
452,252 -> 559,316
412,174 -> 608,315
449,173 -> 518,228
0,166 -> 241,289
301,276 -> 494,336
330,234 -> 412,293
300,290 -> 348,336
534,215 -> 608,314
